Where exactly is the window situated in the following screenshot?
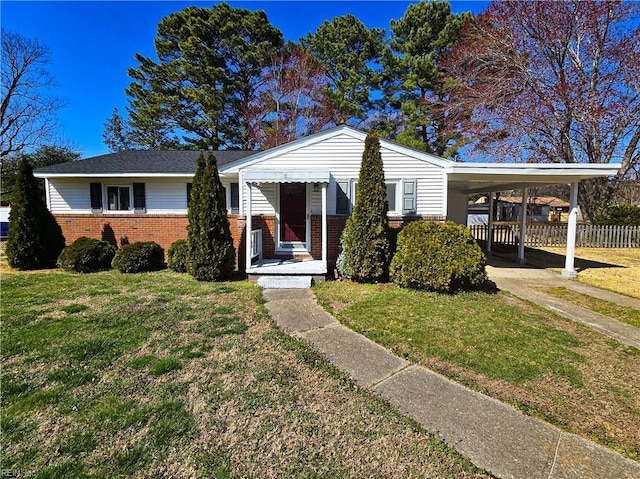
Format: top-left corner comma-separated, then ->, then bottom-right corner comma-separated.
230,182 -> 239,213
352,181 -> 398,214
107,186 -> 131,211
350,180 -> 414,216
386,183 -> 397,213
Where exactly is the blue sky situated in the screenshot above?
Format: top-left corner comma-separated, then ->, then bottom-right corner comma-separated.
1,1 -> 488,158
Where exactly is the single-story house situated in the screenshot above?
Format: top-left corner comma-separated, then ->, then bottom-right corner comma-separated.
35,125 -> 619,278
496,196 -> 573,223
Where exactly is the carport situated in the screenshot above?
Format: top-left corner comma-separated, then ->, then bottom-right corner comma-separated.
445,163 -> 620,277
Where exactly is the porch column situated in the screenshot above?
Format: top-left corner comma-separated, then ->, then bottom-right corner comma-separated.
245,182 -> 252,272
321,182 -> 327,264
562,182 -> 579,277
487,192 -> 494,254
518,188 -> 528,264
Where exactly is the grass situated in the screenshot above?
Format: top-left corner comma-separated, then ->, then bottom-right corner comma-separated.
1,268 -> 491,478
314,281 -> 640,461
543,286 -> 640,328
524,247 -> 640,299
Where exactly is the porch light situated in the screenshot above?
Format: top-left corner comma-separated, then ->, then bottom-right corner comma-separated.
313,182 -> 320,192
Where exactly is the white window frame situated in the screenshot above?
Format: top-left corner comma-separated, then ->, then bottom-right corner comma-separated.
351,179 -> 401,216
105,184 -> 133,212
223,182 -> 240,214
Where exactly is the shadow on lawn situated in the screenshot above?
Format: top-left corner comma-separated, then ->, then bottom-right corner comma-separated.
483,243 -> 623,272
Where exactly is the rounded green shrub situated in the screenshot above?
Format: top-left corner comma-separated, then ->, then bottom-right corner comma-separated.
167,239 -> 188,272
112,241 -> 164,273
57,237 -> 117,273
390,221 -> 487,293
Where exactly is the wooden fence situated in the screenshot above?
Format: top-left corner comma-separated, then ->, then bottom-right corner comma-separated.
468,224 -> 640,248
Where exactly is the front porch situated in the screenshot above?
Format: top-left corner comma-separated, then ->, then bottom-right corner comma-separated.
244,169 -> 330,280
247,258 -> 327,278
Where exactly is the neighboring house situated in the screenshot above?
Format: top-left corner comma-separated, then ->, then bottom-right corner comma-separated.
467,195 -> 574,225
0,206 -> 10,241
496,196 -> 574,223
34,125 -> 618,277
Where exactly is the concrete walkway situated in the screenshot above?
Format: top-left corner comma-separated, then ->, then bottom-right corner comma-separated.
263,288 -> 640,479
486,257 -> 640,350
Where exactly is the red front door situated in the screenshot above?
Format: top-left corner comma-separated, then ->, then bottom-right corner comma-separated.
280,183 -> 306,243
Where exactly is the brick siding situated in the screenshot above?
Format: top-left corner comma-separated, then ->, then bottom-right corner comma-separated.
54,213 -> 445,268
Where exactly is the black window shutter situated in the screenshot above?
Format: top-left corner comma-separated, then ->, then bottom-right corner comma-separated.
336,181 -> 349,215
187,183 -> 192,206
90,183 -> 102,210
133,183 -> 146,210
230,183 -> 239,211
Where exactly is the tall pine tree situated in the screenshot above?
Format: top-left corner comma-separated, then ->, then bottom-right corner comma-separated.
337,132 -> 390,282
302,15 -> 385,124
6,158 -> 65,269
383,0 -> 470,157
120,3 -> 283,150
186,152 -> 235,281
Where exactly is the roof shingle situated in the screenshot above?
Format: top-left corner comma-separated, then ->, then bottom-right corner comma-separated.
35,150 -> 255,175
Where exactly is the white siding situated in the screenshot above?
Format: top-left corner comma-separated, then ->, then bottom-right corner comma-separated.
49,179 -> 92,213
242,181 -> 276,215
145,179 -> 189,213
239,132 -> 447,216
48,178 -> 192,214
447,189 -> 468,225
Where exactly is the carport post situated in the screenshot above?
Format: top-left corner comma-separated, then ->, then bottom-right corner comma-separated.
562,182 -> 579,277
487,192 -> 494,254
518,188 -> 528,264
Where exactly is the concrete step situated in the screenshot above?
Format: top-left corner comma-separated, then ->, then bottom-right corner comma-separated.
256,275 -> 313,289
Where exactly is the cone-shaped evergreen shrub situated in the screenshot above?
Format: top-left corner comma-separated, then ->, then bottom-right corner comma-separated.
6,159 -> 65,269
390,221 -> 487,292
337,132 -> 390,282
186,152 -> 235,281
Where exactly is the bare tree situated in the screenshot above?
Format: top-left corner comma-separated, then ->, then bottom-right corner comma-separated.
443,1 -> 640,220
1,30 -> 62,158
243,45 -> 336,150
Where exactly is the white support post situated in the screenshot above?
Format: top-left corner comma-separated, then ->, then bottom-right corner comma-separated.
487,192 -> 494,254
321,182 -> 327,264
45,178 -> 51,210
563,182 -> 579,277
245,182 -> 252,272
518,188 -> 528,264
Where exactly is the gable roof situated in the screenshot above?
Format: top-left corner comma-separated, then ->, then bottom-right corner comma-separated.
221,124 -> 454,173
498,196 -> 570,207
34,150 -> 255,177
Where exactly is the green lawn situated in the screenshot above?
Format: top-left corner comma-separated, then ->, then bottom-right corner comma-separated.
1,269 -> 490,478
314,281 -> 640,460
